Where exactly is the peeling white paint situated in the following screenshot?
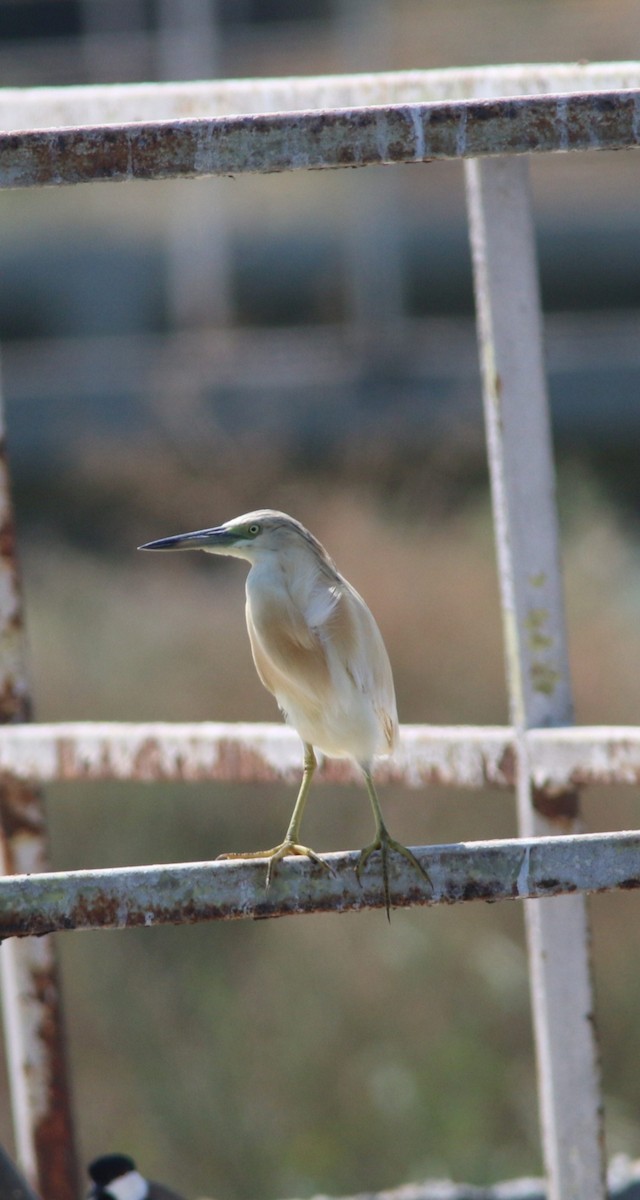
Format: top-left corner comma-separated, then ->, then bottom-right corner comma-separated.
1,63 -> 640,131
0,723 -> 639,792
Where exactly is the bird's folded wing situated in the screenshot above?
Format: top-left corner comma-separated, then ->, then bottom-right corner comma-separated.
246,601 -> 333,708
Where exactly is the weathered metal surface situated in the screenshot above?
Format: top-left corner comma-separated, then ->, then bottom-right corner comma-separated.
1,89 -> 639,190
2,62 -> 640,131
0,829 -> 638,939
466,156 -> 605,1200
0,416 -> 77,1195
1,722 -> 640,791
0,722 -> 513,787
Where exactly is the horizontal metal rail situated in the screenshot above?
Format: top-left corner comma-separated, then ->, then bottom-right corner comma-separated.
7,311 -> 640,407
2,62 -> 640,130
2,89 -> 639,190
1,830 -> 639,937
0,722 -> 640,791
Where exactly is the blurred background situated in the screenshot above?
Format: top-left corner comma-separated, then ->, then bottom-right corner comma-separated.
1,2 -> 640,1198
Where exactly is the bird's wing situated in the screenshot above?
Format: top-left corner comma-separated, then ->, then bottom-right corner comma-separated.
325,582 -> 398,754
246,592 -> 334,710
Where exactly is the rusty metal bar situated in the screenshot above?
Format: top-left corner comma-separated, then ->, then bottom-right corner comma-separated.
0,829 -> 639,938
2,62 -> 640,131
1,89 -> 639,190
0,387 -> 77,1197
465,155 -> 605,1200
0,722 -> 640,791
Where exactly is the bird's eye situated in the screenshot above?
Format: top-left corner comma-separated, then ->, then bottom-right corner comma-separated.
247,524 -> 261,536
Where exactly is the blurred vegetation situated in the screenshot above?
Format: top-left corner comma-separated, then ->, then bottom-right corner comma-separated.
0,448 -> 638,1199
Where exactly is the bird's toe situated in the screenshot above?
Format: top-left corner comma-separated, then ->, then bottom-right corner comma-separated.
356,829 -> 431,919
216,843 -> 333,887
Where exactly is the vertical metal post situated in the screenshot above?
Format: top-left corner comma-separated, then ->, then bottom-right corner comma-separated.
335,0 -> 405,339
464,156 -> 605,1200
0,386 -> 77,1200
156,0 -> 233,330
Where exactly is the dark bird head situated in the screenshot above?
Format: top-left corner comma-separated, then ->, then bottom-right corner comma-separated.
87,1154 -> 187,1200
87,1155 -> 146,1200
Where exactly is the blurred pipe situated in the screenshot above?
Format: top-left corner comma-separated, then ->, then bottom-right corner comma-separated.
334,0 -> 405,337
155,0 -> 234,330
0,372 -> 77,1199
155,0 -> 221,82
0,722 -> 639,791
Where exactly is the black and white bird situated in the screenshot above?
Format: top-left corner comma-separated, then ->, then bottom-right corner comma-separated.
87,1154 -> 187,1200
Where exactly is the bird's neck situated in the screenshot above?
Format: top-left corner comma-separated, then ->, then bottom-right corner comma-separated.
247,551 -> 337,612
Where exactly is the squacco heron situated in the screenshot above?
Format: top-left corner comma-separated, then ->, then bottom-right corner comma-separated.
139,510 -> 428,914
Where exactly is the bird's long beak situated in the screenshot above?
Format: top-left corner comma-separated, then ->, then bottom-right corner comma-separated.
138,526 -> 237,552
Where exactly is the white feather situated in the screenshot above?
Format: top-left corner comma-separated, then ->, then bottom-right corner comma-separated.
104,1171 -> 147,1200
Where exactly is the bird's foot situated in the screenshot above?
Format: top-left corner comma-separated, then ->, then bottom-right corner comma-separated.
217,842 -> 334,888
356,828 -> 431,920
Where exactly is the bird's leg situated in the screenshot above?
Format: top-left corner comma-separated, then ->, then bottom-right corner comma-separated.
356,769 -> 431,919
217,744 -> 334,886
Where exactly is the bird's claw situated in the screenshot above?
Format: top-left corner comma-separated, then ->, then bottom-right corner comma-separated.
217,843 -> 335,888
356,830 -> 431,920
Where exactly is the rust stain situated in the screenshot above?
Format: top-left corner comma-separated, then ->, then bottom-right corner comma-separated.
31,962 -> 77,1200
0,515 -> 17,561
71,890 -> 129,929
0,775 -> 48,873
497,743 -> 517,785
538,878 -> 577,893
458,877 -> 498,901
215,737 -> 290,783
57,738 -> 80,781
0,676 -> 30,723
316,757 -> 358,784
0,425 -> 79,1195
131,736 -> 172,781
532,785 -> 579,825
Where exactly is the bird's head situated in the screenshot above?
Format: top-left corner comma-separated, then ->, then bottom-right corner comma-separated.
87,1154 -> 147,1200
139,510 -> 333,568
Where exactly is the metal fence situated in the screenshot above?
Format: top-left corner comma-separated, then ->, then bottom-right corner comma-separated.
1,61 -> 640,1200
